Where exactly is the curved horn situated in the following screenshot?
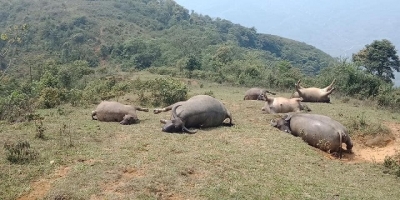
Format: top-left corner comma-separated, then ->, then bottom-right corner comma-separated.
91,111 -> 97,120
284,114 -> 292,121
182,126 -> 197,134
160,119 -> 167,124
270,119 -> 277,127
172,104 -> 182,119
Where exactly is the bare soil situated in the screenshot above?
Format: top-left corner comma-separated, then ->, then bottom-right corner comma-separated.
324,122 -> 400,163
17,165 -> 71,200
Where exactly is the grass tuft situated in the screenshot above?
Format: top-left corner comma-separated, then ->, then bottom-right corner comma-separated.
4,140 -> 38,164
383,154 -> 400,177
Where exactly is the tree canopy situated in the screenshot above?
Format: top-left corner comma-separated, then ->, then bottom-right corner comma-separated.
352,39 -> 400,83
0,0 -> 335,76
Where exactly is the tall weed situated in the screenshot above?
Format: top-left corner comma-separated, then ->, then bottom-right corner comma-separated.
4,141 -> 38,164
383,155 -> 400,177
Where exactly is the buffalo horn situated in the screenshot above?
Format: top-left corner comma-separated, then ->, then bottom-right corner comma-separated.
270,119 -> 277,127
183,126 -> 197,134
172,104 -> 182,119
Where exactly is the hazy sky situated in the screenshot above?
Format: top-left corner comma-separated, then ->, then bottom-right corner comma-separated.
174,0 -> 400,85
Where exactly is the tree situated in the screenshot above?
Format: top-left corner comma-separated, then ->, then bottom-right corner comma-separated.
185,54 -> 201,78
352,39 -> 400,83
0,24 -> 28,74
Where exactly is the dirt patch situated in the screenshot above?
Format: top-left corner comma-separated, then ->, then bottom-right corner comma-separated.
323,122 -> 400,163
17,165 -> 71,200
17,159 -> 102,200
90,167 -> 146,199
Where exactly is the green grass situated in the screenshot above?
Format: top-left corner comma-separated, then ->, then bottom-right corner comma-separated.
1,72 -> 400,200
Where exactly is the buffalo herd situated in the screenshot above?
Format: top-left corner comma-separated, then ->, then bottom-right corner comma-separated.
91,78 -> 353,158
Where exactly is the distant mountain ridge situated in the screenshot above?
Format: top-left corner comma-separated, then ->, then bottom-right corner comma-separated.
175,0 -> 400,57
175,0 -> 400,85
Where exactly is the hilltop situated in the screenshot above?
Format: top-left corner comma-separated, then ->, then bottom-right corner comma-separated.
0,0 -> 335,76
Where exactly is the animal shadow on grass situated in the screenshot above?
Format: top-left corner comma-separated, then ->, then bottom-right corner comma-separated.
162,123 -> 236,134
222,122 -> 235,127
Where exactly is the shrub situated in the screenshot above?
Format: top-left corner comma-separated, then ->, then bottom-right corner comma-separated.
203,90 -> 214,97
4,141 -> 38,164
383,155 -> 400,177
0,90 -> 34,122
376,86 -> 400,110
37,87 -> 66,109
67,89 -> 84,107
82,77 -> 130,103
135,77 -> 188,106
34,119 -> 46,139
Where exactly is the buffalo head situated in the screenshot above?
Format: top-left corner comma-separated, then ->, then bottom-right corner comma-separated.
120,114 -> 139,125
160,105 -> 197,134
257,93 -> 267,101
270,114 -> 292,133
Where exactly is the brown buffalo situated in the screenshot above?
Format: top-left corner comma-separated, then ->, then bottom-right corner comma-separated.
91,101 -> 149,125
244,88 -> 276,101
261,96 -> 303,114
291,79 -> 335,102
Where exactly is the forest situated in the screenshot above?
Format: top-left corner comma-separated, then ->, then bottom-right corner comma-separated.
0,0 -> 399,120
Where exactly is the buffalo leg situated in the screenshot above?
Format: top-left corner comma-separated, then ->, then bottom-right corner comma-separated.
135,106 -> 149,112
153,102 -> 183,114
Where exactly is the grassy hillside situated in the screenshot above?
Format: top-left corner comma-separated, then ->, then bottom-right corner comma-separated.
1,72 -> 400,199
0,0 -> 335,75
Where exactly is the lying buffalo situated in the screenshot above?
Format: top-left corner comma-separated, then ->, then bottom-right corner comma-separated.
244,88 -> 276,101
92,101 -> 149,125
261,96 -> 303,114
153,95 -> 233,133
271,113 -> 353,158
291,79 -> 336,102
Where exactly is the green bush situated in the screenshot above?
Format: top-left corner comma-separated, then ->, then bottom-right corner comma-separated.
66,89 -> 84,107
376,86 -> 400,110
135,77 -> 188,106
37,87 -> 66,109
4,141 -> 38,164
317,61 -> 385,99
0,90 -> 34,122
82,77 -> 124,103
